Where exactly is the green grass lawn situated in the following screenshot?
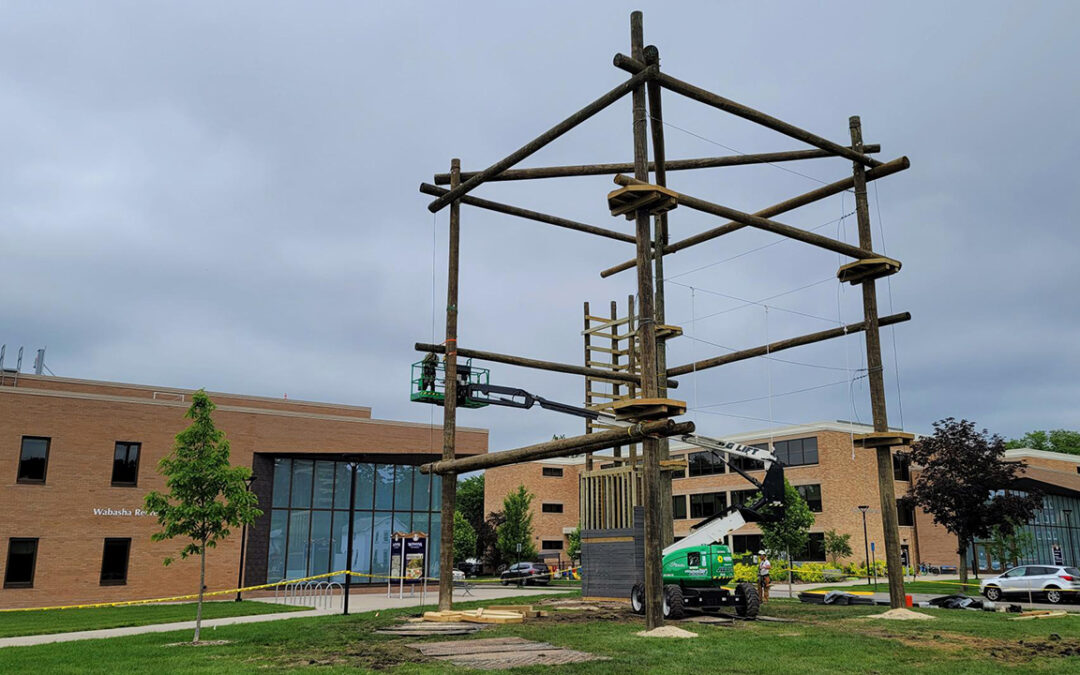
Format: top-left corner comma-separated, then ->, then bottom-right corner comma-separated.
0,600 -> 307,638
1,591 -> 1078,673
810,580 -> 985,596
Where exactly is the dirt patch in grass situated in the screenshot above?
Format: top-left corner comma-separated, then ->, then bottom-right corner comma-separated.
164,639 -> 232,647
858,626 -> 1080,663
272,640 -> 431,671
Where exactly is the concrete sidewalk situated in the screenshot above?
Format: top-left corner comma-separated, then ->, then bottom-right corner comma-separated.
0,585 -> 568,649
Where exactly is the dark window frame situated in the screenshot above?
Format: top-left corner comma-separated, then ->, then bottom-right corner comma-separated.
541,503 -> 564,514
672,494 -> 687,520
111,441 -> 142,487
893,453 -> 911,482
540,539 -> 563,550
4,538 -> 39,589
100,538 -> 132,586
896,499 -> 916,527
689,492 -> 727,519
17,436 -> 51,484
541,467 -> 564,477
795,484 -> 823,513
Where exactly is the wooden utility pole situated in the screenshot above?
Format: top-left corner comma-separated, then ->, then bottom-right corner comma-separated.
645,43 -> 674,550
437,158 -> 462,611
849,117 -> 906,609
629,10 -> 664,631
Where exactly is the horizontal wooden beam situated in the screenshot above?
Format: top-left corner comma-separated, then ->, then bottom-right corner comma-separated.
614,174 -> 888,261
613,53 -> 881,169
431,145 -> 881,184
419,183 -> 635,244
599,156 -> 910,278
668,312 -> 911,377
420,419 -> 695,475
426,67 -> 656,213
415,342 -> 679,389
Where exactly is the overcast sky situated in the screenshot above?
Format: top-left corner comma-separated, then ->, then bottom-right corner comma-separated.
2,1 -> 1077,453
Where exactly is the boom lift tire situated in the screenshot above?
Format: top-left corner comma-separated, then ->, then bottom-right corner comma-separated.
663,584 -> 686,620
630,583 -> 646,615
734,582 -> 761,619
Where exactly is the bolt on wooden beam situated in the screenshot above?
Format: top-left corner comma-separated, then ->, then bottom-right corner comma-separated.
667,311 -> 911,377
419,419 -> 696,475
612,53 -> 881,169
419,183 -> 635,244
426,67 -> 656,213
414,342 -> 680,389
430,145 -> 881,184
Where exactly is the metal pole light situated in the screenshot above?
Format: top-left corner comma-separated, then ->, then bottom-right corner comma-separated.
235,475 -> 257,602
858,505 -> 871,585
1065,509 -> 1075,567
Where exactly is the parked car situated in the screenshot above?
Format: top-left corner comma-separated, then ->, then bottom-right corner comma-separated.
980,565 -> 1080,604
452,569 -> 466,582
500,562 -> 551,586
456,559 -> 483,577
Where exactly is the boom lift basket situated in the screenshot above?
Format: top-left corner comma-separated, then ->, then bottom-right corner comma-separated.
410,357 -> 490,409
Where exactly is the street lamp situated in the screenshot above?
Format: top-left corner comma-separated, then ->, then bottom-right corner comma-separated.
235,474 -> 257,602
858,505 -> 871,586
1065,509 -> 1075,567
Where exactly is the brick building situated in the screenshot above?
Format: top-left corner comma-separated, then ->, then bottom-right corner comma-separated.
1,374 -> 487,609
483,421 -> 1080,573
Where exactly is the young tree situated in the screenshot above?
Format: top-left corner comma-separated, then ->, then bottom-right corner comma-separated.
482,510 -> 506,570
906,418 -> 1042,583
1006,429 -> 1080,456
824,529 -> 853,566
452,511 -> 478,562
497,485 -> 537,563
757,480 -> 815,568
566,526 -> 582,564
144,390 -> 261,643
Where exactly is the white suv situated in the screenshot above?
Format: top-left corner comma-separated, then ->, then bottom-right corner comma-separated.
980,565 -> 1080,604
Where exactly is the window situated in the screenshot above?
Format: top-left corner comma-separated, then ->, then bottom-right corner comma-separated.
672,495 -> 687,519
795,484 -> 823,512
541,503 -> 564,514
17,437 -> 50,483
4,538 -> 38,588
893,453 -> 911,482
794,533 -> 827,562
770,437 -> 819,467
542,467 -> 563,477
731,489 -> 759,508
733,445 -> 768,472
732,534 -> 764,555
687,551 -> 701,567
687,451 -> 724,477
100,538 -> 131,585
896,499 -> 915,527
689,492 -> 727,519
111,442 -> 141,486
541,540 -> 563,550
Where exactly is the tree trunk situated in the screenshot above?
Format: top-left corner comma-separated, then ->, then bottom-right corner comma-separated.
957,536 -> 968,584
195,537 -> 206,643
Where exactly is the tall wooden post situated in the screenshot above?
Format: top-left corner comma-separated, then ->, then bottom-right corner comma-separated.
645,44 -> 674,550
610,300 -> 622,460
630,10 -> 664,630
583,301 -> 594,471
438,158 -> 462,611
849,117 -> 905,609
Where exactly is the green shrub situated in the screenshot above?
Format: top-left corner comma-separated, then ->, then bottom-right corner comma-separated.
733,563 -> 757,583
793,562 -> 826,583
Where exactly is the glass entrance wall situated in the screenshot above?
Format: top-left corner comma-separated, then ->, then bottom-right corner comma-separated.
266,457 -> 442,584
974,491 -> 1080,572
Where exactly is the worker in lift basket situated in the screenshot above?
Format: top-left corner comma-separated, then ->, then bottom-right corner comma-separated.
757,551 -> 772,603
420,352 -> 438,392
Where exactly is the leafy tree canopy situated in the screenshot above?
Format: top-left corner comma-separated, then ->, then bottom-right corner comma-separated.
906,417 -> 1042,582
1006,429 -> 1080,456
566,526 -> 581,563
457,474 -> 485,528
452,510 -> 477,562
824,529 -> 853,565
497,485 -> 537,562
757,480 -> 815,560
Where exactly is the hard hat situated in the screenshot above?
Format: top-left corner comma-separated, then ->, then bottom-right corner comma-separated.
758,550 -> 765,555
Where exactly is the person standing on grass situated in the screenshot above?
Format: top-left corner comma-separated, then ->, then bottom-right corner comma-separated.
757,551 -> 772,602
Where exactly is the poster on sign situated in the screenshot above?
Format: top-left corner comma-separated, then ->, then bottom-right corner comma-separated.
1053,544 -> 1064,566
404,536 -> 427,580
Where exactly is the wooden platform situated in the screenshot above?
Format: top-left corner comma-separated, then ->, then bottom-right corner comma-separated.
409,637 -> 610,670
852,431 -> 915,449
422,608 -> 524,624
655,324 -> 683,340
837,257 -> 901,285
607,184 -> 679,219
611,397 -> 686,421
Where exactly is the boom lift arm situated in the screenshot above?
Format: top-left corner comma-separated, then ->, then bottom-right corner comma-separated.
466,382 -> 786,556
